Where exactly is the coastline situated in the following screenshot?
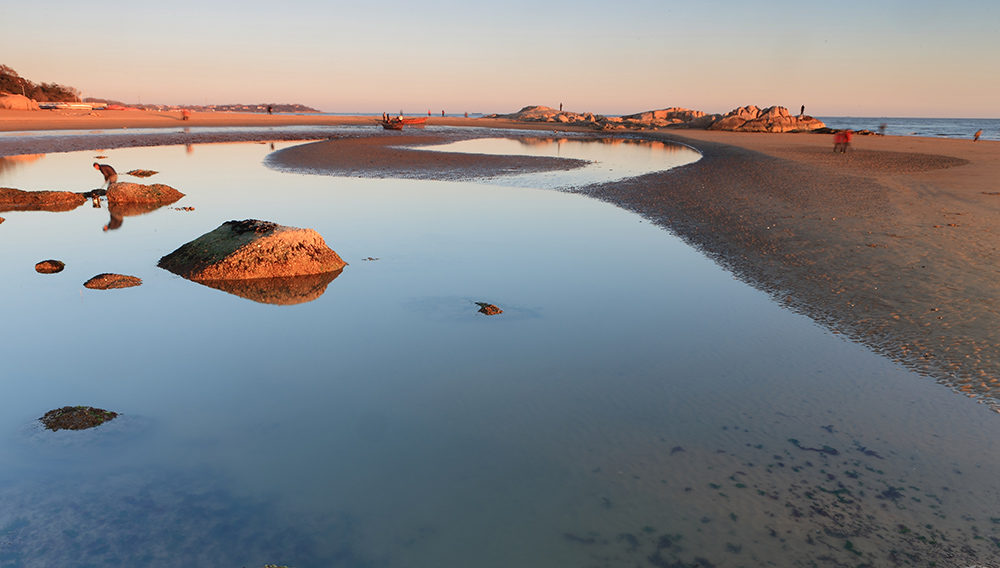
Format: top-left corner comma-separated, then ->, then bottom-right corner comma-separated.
3,110 -> 999,408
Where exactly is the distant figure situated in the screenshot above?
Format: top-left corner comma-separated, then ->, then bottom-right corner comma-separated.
800,105 -> 805,117
441,110 -> 444,116
428,110 -> 431,116
267,105 -> 273,115
833,131 -> 847,153
181,109 -> 191,121
464,112 -> 468,118
879,122 -> 887,136
93,162 -> 117,188
975,129 -> 983,141
559,103 -> 563,112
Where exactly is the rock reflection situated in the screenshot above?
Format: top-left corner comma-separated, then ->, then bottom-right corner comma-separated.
189,270 -> 343,305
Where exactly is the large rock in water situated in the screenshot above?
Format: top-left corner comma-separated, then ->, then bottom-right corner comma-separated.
158,219 -> 346,281
107,182 -> 184,205
0,187 -> 86,212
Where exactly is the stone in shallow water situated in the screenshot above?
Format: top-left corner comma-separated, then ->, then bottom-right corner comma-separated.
158,219 -> 347,281
476,302 -> 503,316
106,182 -> 184,205
84,273 -> 142,289
40,406 -> 119,431
35,259 -> 65,274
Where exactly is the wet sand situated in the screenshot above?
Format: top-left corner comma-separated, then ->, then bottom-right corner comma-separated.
4,110 -> 1000,409
577,130 -> 1000,410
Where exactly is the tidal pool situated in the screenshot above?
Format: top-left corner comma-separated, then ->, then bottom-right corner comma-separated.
1,134 -> 999,568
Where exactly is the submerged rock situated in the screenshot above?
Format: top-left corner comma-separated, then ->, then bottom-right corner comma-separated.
106,182 -> 184,205
84,273 -> 142,289
158,219 -> 347,281
40,406 -> 119,431
0,187 -> 85,213
34,259 -> 65,274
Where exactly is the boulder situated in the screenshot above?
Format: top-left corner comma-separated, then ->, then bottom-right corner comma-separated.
106,182 -> 184,205
158,219 -> 346,281
0,95 -> 40,111
0,187 -> 86,213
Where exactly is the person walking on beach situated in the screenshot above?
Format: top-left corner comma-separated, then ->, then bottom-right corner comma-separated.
843,129 -> 853,152
93,162 -> 117,188
975,129 -> 983,141
832,131 -> 846,153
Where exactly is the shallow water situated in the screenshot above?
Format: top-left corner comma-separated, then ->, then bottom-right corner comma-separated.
1,138 -> 999,567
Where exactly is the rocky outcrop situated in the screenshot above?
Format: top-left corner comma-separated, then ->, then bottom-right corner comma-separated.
707,105 -> 825,133
0,187 -> 86,212
485,104 -> 825,133
84,273 -> 142,289
35,260 -> 65,274
158,219 -> 346,281
106,182 -> 184,205
0,95 -> 40,111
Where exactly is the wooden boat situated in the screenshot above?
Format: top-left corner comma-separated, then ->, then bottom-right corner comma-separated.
380,119 -> 404,130
401,116 -> 428,125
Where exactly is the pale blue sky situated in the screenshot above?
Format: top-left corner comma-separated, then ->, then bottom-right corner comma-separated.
3,0 -> 998,116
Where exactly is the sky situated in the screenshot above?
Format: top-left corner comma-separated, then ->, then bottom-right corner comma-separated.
3,0 -> 998,117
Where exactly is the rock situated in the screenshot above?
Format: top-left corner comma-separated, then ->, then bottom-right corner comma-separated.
0,95 -> 40,111
106,182 -> 184,205
475,302 -> 503,316
708,106 -> 826,132
0,187 -> 85,213
40,406 -> 118,431
158,219 -> 347,281
84,273 -> 142,289
35,260 -> 65,274
0,217 -> 5,224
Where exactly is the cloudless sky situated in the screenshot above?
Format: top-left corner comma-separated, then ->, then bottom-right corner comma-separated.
3,0 -> 998,117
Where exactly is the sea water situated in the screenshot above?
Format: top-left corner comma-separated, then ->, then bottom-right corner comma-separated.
1,136 -> 999,567
819,116 -> 999,140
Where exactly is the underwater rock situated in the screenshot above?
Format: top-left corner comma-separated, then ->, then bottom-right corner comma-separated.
83,273 -> 142,289
40,406 -> 118,431
34,259 -> 65,274
106,182 -> 184,205
158,219 -> 347,281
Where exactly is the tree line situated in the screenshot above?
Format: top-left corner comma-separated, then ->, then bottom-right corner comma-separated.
0,65 -> 81,102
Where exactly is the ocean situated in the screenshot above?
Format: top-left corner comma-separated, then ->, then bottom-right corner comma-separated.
819,116 -> 998,140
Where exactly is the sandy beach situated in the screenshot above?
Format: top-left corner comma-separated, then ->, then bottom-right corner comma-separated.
3,109 -> 999,409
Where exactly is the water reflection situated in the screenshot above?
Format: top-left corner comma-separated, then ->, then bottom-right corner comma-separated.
186,270 -> 343,305
1,141 -> 999,567
420,136 -> 700,188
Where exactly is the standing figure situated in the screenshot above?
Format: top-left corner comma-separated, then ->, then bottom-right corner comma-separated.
267,105 -> 273,115
832,131 -> 846,153
800,105 -> 805,117
975,129 -> 983,141
843,129 -> 853,152
93,162 -> 117,188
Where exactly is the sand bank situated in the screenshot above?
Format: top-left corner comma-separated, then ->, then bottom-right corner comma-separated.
577,130 -> 1000,408
4,109 -> 999,408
